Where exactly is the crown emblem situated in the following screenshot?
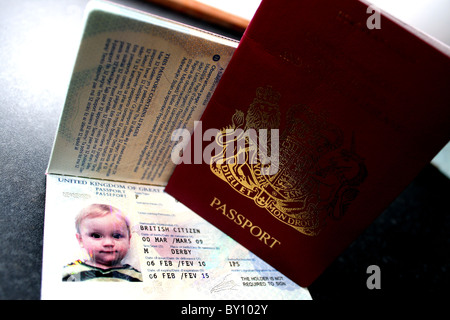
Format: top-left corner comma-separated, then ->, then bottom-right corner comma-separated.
254,85 -> 281,106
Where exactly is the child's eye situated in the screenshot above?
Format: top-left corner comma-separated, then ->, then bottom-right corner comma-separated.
112,233 -> 124,239
90,233 -> 102,239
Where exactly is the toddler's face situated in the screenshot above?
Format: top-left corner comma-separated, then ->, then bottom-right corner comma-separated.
76,214 -> 131,269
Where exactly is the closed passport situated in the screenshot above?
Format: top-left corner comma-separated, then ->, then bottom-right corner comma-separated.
165,0 -> 450,287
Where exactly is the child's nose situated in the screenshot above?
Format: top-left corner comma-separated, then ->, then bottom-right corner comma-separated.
102,237 -> 115,246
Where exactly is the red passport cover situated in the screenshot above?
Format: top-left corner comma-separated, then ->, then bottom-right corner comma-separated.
165,0 -> 450,287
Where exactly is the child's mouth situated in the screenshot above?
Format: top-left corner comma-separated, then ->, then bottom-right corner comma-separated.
100,251 -> 116,254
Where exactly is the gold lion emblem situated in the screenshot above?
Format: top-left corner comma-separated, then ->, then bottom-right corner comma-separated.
210,86 -> 367,236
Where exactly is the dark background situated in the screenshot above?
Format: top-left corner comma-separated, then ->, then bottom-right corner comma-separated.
0,0 -> 448,300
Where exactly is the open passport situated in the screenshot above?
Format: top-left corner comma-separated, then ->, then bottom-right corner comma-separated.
41,0 -> 311,299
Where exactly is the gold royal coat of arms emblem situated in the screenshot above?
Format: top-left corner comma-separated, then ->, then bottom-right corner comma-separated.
210,86 -> 367,236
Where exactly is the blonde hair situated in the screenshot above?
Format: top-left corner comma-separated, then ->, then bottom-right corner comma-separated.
75,204 -> 130,234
